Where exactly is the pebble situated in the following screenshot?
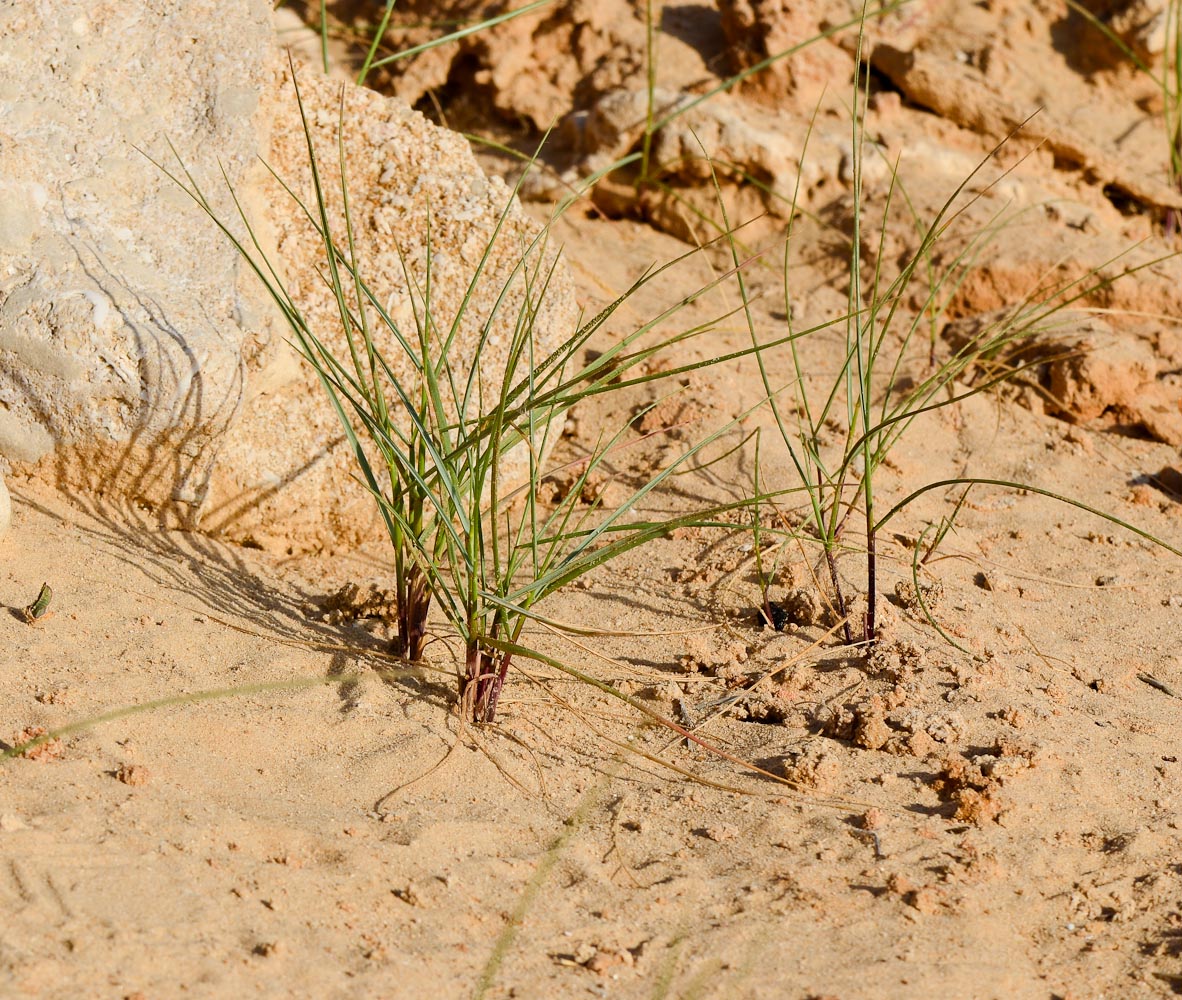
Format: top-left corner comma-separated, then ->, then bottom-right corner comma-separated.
0,813 -> 27,832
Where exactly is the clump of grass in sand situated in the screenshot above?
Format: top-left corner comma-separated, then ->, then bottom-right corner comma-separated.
149,4 -> 1181,742
156,63 -> 791,725
734,9 -> 1182,645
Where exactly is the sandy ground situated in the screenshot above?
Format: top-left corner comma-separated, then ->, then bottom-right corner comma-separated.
7,2 -> 1182,998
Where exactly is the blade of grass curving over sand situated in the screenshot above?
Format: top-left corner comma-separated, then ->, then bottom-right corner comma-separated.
1,666 -> 428,762
876,478 -> 1182,558
470,760 -> 617,1000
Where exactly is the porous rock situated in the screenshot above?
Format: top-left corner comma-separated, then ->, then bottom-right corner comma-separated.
945,310 -> 1182,446
1045,326 -> 1182,445
716,0 -> 856,107
1063,0 -> 1168,67
573,86 -> 852,243
323,0 -> 651,130
0,0 -> 273,512
207,61 -> 575,549
0,1 -> 576,552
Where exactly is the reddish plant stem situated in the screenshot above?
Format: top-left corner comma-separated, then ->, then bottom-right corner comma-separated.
864,524 -> 877,644
463,642 -> 482,718
463,629 -> 512,724
821,468 -> 854,646
394,565 -> 430,662
480,651 -> 513,723
825,547 -> 853,645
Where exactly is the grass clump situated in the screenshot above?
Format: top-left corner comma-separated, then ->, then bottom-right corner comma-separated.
157,8 -> 1182,731
732,12 -> 1182,645
156,64 -> 779,724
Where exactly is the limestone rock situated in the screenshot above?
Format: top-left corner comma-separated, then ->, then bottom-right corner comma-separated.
317,1 -> 725,132
0,0 -> 577,552
1044,325 -> 1182,445
1064,0 -> 1168,67
0,0 -> 273,515
716,0 -> 856,108
324,0 -> 651,129
205,62 -> 576,550
946,311 -> 1182,447
574,87 -> 848,243
1107,0 -> 1169,59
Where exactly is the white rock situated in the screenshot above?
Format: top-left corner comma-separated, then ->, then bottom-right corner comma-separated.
0,0 -> 273,512
0,1 -> 575,553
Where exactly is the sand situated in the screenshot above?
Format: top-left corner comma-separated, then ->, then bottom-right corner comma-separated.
5,2 -> 1182,997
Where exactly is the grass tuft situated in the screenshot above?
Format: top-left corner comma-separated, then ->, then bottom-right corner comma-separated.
154,59 -> 787,724
732,4 -> 1182,646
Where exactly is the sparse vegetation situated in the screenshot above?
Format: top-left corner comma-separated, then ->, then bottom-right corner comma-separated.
156,59 -> 802,724
9,4 -> 1182,997
731,14 -> 1182,647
